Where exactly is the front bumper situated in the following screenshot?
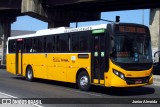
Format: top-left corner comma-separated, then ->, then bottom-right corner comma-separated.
108,74 -> 153,87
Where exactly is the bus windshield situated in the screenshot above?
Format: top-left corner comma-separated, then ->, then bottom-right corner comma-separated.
111,34 -> 152,63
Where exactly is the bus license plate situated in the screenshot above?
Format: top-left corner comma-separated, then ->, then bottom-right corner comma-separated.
135,80 -> 142,84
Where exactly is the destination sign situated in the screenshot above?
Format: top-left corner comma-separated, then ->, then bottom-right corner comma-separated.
64,27 -> 92,33
117,26 -> 146,33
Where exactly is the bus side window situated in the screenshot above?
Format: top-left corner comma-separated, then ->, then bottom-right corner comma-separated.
46,35 -> 55,52
43,37 -> 47,52
56,36 -> 60,52
71,32 -> 89,52
24,39 -> 27,53
32,38 -> 37,53
80,32 -> 89,52
52,36 -> 55,52
60,34 -> 69,52
79,34 -> 89,51
72,34 -> 79,52
37,37 -> 43,52
55,34 -> 69,52
9,40 -> 16,53
24,38 -> 32,53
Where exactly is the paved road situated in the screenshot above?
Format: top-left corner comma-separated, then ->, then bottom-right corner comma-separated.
0,69 -> 160,107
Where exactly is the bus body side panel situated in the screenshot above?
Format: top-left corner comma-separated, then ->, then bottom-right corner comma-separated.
47,53 -> 91,83
47,54 -> 67,82
23,54 -> 48,79
104,59 -> 153,87
22,54 -> 27,76
66,53 -> 91,83
7,54 -> 16,74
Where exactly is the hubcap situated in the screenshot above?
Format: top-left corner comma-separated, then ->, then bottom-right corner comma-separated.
27,70 -> 32,80
80,76 -> 88,88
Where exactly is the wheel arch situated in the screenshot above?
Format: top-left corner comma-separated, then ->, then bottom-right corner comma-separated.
76,68 -> 89,83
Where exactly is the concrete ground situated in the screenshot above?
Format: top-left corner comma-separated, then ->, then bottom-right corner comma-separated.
0,65 -> 6,69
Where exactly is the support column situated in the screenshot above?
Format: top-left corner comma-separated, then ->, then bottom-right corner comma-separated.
0,22 -> 3,64
149,8 -> 160,62
21,0 -> 49,22
0,17 -> 16,65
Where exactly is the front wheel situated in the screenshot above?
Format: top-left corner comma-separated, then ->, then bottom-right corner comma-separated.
26,66 -> 34,82
77,71 -> 90,91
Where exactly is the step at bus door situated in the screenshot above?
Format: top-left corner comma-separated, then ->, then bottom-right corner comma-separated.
15,39 -> 23,75
92,34 -> 106,84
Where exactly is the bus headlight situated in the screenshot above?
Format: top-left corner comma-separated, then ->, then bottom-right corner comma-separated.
113,69 -> 125,80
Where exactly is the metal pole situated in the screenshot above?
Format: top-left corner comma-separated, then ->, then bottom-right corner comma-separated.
0,16 -> 15,65
1,34 -> 4,65
0,23 -> 2,65
142,9 -> 144,25
1,19 -> 11,65
159,9 -> 160,62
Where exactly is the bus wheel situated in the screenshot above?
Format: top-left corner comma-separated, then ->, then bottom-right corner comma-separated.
77,71 -> 90,91
26,66 -> 34,82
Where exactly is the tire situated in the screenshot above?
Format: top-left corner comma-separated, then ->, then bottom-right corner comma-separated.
26,66 -> 34,82
77,71 -> 90,91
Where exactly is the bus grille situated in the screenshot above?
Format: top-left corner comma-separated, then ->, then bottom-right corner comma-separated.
125,76 -> 150,85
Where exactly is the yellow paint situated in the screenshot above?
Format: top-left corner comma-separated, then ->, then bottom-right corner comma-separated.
100,80 -> 104,85
6,54 -> 16,74
93,79 -> 98,84
7,53 -> 91,83
7,53 -> 153,87
18,53 -> 22,74
104,59 -> 153,87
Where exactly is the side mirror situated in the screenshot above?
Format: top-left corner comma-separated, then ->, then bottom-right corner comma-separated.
116,16 -> 120,23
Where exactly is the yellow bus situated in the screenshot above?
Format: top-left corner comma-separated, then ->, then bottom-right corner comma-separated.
7,23 -> 153,91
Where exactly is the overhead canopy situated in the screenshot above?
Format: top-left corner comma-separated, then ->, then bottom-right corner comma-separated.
43,0 -> 160,11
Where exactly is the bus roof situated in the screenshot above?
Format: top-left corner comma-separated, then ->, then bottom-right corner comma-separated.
8,24 -> 107,40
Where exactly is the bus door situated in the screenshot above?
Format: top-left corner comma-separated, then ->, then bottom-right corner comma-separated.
15,39 -> 23,75
92,33 -> 106,84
